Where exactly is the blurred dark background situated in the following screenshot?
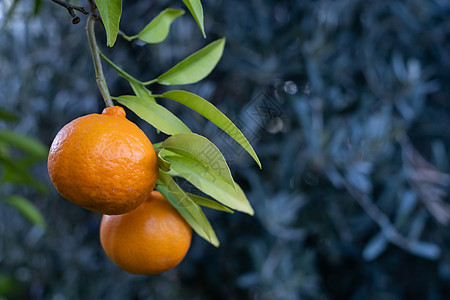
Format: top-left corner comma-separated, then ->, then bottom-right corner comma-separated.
1,0 -> 450,299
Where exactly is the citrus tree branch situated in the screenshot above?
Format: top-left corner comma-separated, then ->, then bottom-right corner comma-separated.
51,0 -> 88,24
87,15 -> 114,108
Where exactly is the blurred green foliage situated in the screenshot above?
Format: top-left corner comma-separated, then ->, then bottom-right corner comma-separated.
0,109 -> 47,227
1,0 -> 450,299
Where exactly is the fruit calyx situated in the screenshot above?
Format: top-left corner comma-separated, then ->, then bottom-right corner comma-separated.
102,106 -> 126,118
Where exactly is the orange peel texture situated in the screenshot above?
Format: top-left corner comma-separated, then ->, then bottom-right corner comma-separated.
48,106 -> 158,215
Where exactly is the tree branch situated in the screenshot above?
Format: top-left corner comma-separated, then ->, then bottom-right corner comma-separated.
86,15 -> 114,108
51,0 -> 89,24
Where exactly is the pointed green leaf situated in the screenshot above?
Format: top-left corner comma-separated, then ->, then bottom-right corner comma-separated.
182,0 -> 205,37
114,95 -> 191,135
188,193 -> 234,213
0,110 -> 18,122
161,133 -> 234,186
0,157 -> 33,185
33,0 -> 42,15
153,141 -> 163,149
0,154 -> 47,193
157,172 -> 219,246
6,195 -> 46,229
136,8 -> 185,44
99,52 -> 140,84
129,81 -> 156,103
100,52 -> 156,103
157,150 -> 172,172
159,90 -> 262,168
0,131 -> 48,159
156,38 -> 225,85
160,150 -> 254,215
96,0 -> 122,46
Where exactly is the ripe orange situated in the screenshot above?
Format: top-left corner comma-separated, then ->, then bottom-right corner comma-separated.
47,106 -> 158,215
100,191 -> 192,275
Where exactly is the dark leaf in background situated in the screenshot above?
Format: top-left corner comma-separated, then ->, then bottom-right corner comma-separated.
1,0 -> 450,299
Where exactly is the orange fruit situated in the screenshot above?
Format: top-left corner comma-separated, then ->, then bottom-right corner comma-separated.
47,106 -> 158,215
100,191 -> 192,275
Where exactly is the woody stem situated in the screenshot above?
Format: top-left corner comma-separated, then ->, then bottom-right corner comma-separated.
86,15 -> 114,108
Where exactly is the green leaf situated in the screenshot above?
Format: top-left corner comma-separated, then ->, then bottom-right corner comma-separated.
156,38 -> 225,85
0,131 -> 48,159
0,156 -> 33,184
161,133 -> 234,186
129,81 -> 155,102
157,150 -> 172,172
159,90 -> 262,168
0,109 -> 18,122
0,132 -> 47,193
157,172 -> 219,246
33,0 -> 42,15
99,51 -> 139,84
114,95 -> 191,135
182,0 -> 205,37
188,193 -> 234,213
0,156 -> 46,192
0,273 -> 19,297
160,150 -> 254,215
153,141 -> 163,149
96,0 -> 122,47
6,195 -> 46,229
136,8 -> 185,44
99,52 -> 155,103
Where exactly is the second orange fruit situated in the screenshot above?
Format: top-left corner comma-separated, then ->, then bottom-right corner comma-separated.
47,106 -> 158,215
100,191 -> 192,275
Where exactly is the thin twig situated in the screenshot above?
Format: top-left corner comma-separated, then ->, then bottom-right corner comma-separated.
51,0 -> 88,24
52,0 -> 111,107
86,15 -> 114,107
51,0 -> 89,14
